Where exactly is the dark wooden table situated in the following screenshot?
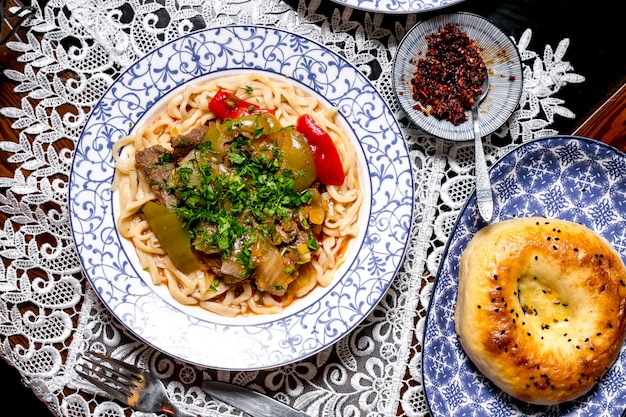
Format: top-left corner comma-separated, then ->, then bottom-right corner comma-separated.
0,0 -> 624,416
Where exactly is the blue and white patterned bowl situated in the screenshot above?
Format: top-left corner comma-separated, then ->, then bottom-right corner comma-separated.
424,136 -> 626,416
330,0 -> 464,14
69,25 -> 414,370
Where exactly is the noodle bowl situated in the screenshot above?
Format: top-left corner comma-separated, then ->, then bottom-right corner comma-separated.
112,72 -> 362,317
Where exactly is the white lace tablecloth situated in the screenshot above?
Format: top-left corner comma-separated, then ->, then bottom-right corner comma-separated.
0,1 -> 584,416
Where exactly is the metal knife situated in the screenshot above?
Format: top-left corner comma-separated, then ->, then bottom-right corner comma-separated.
201,380 -> 310,417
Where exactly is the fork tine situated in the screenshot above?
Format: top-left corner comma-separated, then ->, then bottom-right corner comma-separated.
85,351 -> 145,377
77,351 -> 145,403
77,351 -> 197,417
80,359 -> 135,396
76,367 -> 131,404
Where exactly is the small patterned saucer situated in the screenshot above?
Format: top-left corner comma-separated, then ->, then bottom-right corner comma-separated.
393,12 -> 523,141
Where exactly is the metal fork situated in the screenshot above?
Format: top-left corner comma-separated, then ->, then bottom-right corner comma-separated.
76,351 -> 198,417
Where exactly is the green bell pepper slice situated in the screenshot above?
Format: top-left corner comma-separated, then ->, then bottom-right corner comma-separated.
142,201 -> 200,274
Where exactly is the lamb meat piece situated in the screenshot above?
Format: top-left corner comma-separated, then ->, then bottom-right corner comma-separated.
135,144 -> 177,208
171,126 -> 209,161
134,127 -> 209,208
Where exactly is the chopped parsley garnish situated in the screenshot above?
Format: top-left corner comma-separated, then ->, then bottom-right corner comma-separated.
170,128 -> 314,263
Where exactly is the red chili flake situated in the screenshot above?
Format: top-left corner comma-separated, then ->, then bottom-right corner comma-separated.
409,23 -> 487,125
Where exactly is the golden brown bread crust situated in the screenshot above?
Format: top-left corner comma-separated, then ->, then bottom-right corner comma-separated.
454,217 -> 626,405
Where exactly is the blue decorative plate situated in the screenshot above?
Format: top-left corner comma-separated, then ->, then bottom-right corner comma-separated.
423,136 -> 626,416
69,25 -> 414,370
330,0 -> 463,14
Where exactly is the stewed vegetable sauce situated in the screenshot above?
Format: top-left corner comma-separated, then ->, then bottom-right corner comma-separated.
410,23 -> 487,126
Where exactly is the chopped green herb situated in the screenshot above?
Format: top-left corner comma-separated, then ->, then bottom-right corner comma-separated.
170,117 -> 318,269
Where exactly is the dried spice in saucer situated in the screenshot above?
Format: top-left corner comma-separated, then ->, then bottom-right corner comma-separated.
410,23 -> 487,126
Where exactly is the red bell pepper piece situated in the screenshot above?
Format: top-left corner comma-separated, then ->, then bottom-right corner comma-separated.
209,90 -> 275,119
295,114 -> 345,186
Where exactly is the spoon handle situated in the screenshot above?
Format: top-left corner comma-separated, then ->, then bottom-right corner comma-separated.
472,105 -> 493,222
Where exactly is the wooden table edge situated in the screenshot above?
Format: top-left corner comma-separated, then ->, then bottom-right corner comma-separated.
572,81 -> 626,152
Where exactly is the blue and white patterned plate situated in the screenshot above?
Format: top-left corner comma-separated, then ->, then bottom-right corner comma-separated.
423,136 -> 626,416
69,25 -> 414,370
330,0 -> 463,14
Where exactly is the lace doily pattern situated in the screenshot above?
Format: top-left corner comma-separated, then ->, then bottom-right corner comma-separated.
0,1 -> 584,416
